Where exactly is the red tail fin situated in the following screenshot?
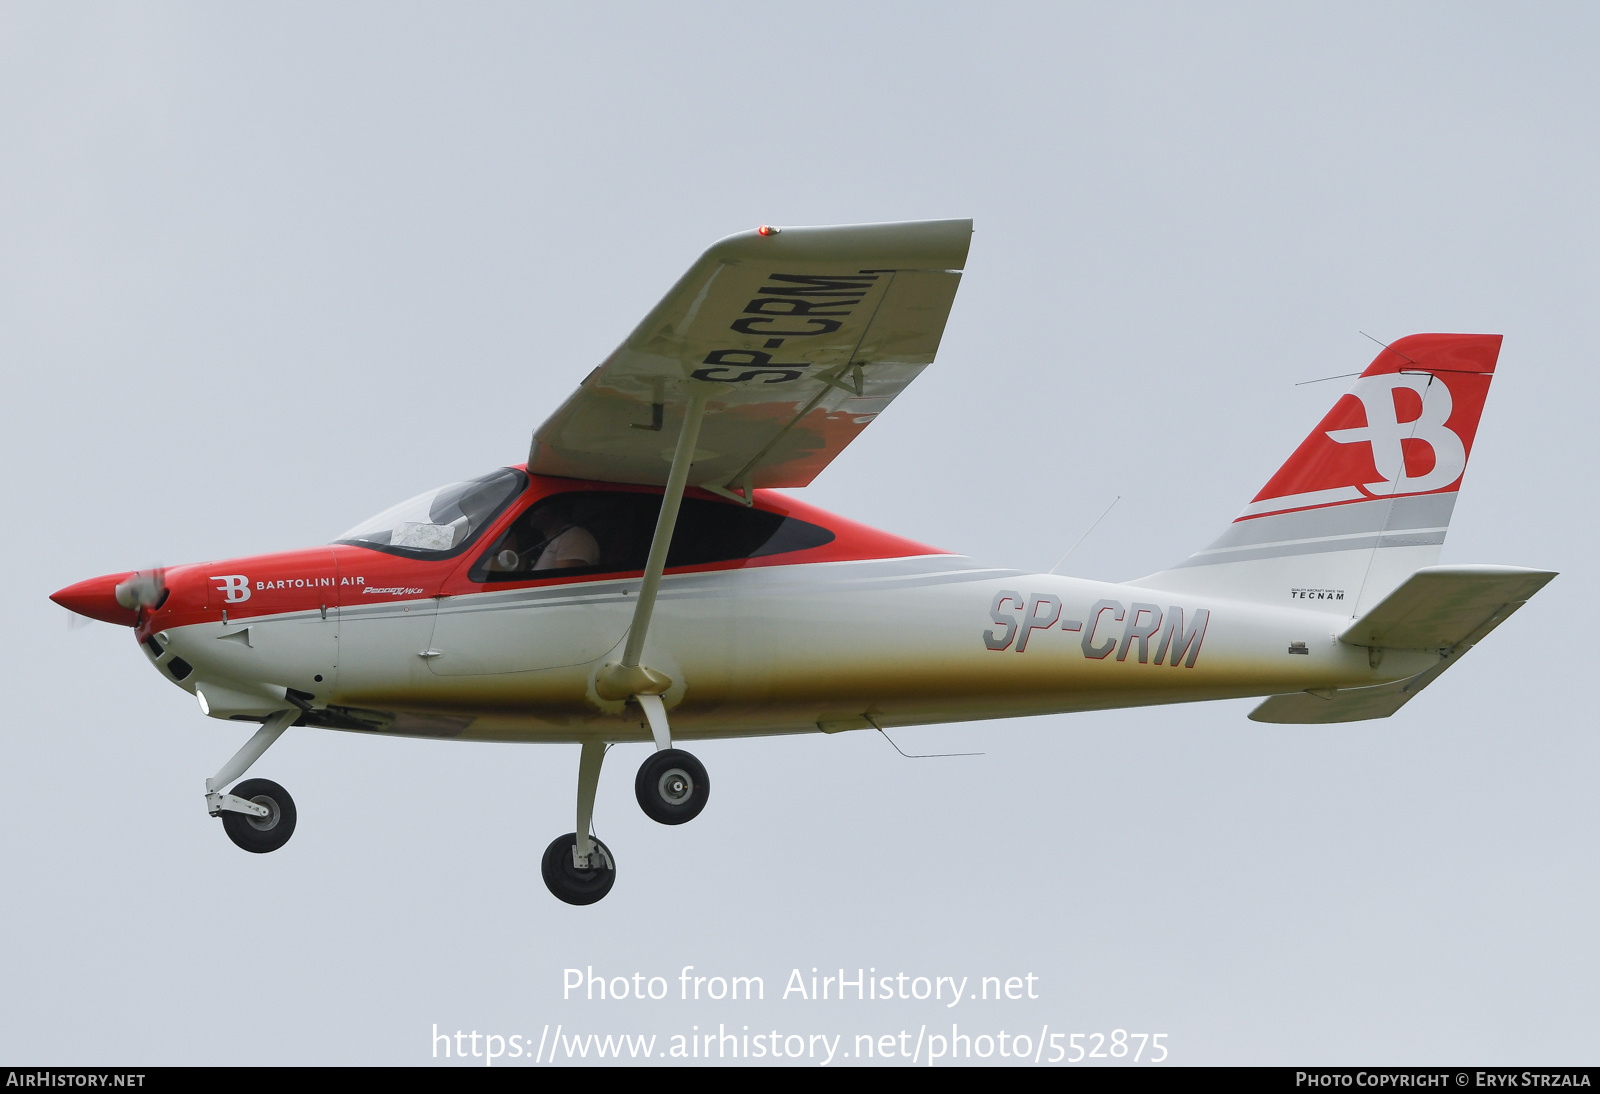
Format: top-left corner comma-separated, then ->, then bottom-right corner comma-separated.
1243,334 -> 1500,519
1141,334 -> 1502,613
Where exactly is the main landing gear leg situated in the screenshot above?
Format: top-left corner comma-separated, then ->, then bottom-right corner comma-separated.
633,696 -> 709,826
206,707 -> 299,854
541,740 -> 616,906
589,389 -> 714,830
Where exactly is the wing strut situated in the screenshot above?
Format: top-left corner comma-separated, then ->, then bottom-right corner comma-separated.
592,386 -> 710,738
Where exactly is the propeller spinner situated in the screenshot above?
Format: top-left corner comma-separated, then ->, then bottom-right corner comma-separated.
114,569 -> 167,611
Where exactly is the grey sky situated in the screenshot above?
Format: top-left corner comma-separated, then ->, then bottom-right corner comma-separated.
3,2 -> 1595,1065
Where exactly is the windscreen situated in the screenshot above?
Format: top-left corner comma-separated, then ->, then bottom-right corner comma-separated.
336,468 -> 526,558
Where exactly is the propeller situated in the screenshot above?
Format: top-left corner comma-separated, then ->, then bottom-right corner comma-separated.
113,568 -> 167,611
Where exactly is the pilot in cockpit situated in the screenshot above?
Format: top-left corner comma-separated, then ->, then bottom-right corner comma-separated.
525,504 -> 599,571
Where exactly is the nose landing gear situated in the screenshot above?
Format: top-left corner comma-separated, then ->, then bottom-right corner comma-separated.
219,778 -> 297,853
205,707 -> 299,854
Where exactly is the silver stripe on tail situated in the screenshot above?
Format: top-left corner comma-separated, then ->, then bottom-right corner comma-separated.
1175,493 -> 1457,568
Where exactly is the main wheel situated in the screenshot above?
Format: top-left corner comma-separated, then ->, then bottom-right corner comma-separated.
541,833 -> 616,905
634,748 -> 709,825
220,778 -> 297,854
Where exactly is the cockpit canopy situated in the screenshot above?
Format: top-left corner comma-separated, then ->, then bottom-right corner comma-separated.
336,468 -> 526,558
335,467 -> 838,574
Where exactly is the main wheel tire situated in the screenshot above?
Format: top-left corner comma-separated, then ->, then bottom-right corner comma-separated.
541,833 -> 616,906
634,748 -> 709,825
220,778 -> 297,854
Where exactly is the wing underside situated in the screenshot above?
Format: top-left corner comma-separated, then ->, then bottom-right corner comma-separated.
529,219 -> 972,494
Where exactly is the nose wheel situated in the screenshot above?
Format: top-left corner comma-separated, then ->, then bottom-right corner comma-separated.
635,748 -> 709,825
219,778 -> 297,853
205,710 -> 300,854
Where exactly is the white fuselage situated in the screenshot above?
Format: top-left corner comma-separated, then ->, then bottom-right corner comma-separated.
152,555 -> 1437,744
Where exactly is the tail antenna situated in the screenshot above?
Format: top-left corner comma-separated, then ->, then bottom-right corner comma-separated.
1048,495 -> 1120,575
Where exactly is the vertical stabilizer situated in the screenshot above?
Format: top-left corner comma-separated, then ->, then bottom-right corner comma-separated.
1139,334 -> 1501,617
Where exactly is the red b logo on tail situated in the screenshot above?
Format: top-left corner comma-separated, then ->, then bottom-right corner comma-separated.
1326,374 -> 1467,495
1241,334 -> 1499,520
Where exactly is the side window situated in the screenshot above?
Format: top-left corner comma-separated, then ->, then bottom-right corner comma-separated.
469,492 -> 835,583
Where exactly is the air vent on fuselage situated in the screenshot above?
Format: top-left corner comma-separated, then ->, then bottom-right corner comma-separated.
142,636 -> 164,660
166,657 -> 193,681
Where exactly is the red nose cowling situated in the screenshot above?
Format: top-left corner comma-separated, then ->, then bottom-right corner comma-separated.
51,573 -> 140,627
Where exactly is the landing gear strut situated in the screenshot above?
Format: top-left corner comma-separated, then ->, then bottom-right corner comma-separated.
206,707 -> 298,854
632,694 -> 710,825
542,740 -> 617,905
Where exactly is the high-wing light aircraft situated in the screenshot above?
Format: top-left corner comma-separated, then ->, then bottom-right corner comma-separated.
52,220 -> 1554,904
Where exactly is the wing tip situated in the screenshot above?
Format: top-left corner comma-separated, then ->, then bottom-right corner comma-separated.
706,218 -> 973,269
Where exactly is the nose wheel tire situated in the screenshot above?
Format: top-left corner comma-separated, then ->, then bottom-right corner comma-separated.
541,833 -> 616,905
219,778 -> 297,853
634,748 -> 709,825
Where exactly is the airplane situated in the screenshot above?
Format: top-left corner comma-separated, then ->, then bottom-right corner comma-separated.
50,219 -> 1555,905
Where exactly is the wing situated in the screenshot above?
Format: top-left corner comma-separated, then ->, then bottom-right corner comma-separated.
528,219 -> 972,494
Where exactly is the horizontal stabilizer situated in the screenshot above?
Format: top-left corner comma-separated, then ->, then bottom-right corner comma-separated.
1250,564 -> 1555,724
1339,565 -> 1556,651
1249,667 -> 1450,724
